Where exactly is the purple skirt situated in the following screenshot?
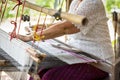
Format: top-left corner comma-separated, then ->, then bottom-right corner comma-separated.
38,63 -> 108,80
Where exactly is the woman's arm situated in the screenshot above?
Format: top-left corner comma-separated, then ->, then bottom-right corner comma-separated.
38,20 -> 80,40
17,20 -> 80,42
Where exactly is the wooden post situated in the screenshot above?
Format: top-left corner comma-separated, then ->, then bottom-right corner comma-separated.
111,11 -> 120,80
115,12 -> 120,80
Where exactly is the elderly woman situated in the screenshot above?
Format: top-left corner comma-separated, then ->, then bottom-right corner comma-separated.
17,0 -> 114,80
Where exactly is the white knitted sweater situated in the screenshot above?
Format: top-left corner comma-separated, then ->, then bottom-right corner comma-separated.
67,0 -> 114,63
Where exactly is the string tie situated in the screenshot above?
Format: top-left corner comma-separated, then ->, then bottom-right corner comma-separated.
12,0 -> 22,10
10,21 -> 17,41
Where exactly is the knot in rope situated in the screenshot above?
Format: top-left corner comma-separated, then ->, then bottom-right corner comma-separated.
10,21 -> 17,41
11,21 -> 17,28
12,0 -> 22,10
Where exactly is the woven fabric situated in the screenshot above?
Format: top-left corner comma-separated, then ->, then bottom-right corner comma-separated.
39,63 -> 108,80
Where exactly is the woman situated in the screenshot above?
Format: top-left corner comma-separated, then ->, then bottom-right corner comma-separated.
17,0 -> 114,80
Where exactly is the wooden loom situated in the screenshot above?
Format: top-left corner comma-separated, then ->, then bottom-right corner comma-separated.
0,0 -> 119,80
0,0 -> 88,79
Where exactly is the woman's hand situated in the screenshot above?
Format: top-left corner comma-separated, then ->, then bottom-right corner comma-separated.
16,34 -> 33,42
9,32 -> 33,42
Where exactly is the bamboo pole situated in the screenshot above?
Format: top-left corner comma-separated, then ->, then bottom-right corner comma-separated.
10,0 -> 88,26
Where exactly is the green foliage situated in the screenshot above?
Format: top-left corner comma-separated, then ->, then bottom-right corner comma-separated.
105,0 -> 115,13
2,0 -> 64,19
2,0 -> 55,19
1,1 -> 30,19
3,1 -> 15,19
115,0 -> 120,9
105,0 -> 120,13
35,0 -> 55,8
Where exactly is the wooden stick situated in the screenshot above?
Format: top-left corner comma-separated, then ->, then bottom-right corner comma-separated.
0,60 -> 8,66
26,48 -> 41,63
26,47 -> 46,63
11,0 -> 88,25
112,11 -> 118,58
30,55 -> 41,63
26,47 -> 46,58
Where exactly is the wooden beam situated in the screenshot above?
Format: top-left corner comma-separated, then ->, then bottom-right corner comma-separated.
10,0 -> 88,26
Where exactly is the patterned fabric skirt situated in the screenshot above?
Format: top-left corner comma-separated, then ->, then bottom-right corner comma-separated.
38,63 -> 109,80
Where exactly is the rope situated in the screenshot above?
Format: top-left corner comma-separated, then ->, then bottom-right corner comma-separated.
17,0 -> 26,35
40,14 -> 47,36
10,21 -> 17,41
36,13 -> 41,32
12,0 -> 22,10
32,14 -> 47,41
10,0 -> 22,40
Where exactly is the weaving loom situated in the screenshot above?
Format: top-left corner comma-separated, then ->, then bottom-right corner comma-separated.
0,0 -> 120,80
32,39 -> 97,64
0,0 -> 88,79
0,28 -> 107,79
0,0 -> 88,69
0,48 -> 20,71
0,28 -> 98,69
0,29 -> 33,71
